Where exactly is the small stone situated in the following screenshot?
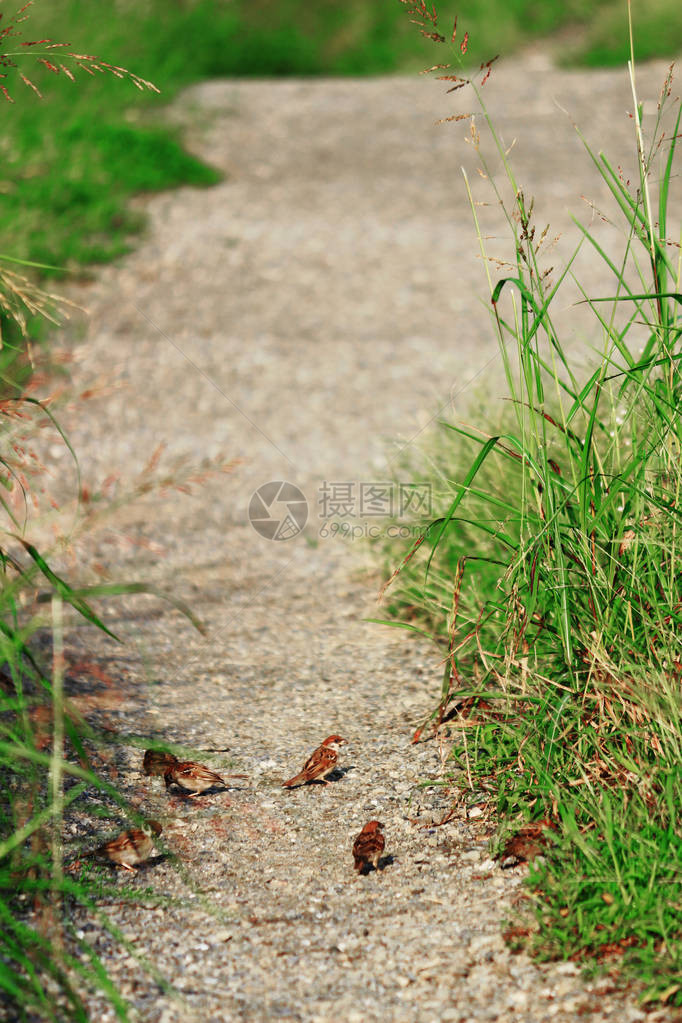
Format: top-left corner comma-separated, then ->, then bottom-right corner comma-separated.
553,961 -> 580,975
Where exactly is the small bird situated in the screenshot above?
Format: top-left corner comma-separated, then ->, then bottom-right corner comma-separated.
496,818 -> 556,868
164,760 -> 229,797
353,820 -> 385,874
282,735 -> 346,788
90,821 -> 163,873
142,749 -> 178,777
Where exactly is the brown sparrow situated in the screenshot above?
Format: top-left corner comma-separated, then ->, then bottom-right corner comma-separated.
90,821 -> 162,872
164,760 -> 229,797
282,735 -> 346,788
353,820 -> 385,873
496,818 -> 557,867
143,749 -> 179,776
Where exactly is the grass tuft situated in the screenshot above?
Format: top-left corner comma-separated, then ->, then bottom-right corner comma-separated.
379,0 -> 682,1005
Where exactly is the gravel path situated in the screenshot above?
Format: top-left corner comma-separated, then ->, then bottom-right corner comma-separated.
46,57 -> 679,1022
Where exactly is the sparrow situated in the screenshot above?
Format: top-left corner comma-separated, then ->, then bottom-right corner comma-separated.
143,749 -> 179,776
282,735 -> 346,788
90,821 -> 163,872
164,760 -> 230,797
353,820 -> 385,874
496,818 -> 557,867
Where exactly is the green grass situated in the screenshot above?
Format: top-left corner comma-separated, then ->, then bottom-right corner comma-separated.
566,0 -> 682,66
0,1 -> 226,273
377,8 -> 682,1008
0,447 -> 210,1018
0,549 -> 138,1018
2,117 -> 220,270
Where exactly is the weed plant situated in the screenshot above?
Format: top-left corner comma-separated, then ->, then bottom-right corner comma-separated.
379,1 -> 682,1005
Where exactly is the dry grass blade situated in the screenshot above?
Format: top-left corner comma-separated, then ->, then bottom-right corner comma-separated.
0,2 -> 159,101
0,259 -> 80,346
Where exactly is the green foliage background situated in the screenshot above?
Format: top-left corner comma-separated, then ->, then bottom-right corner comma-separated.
1,0 -> 681,274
